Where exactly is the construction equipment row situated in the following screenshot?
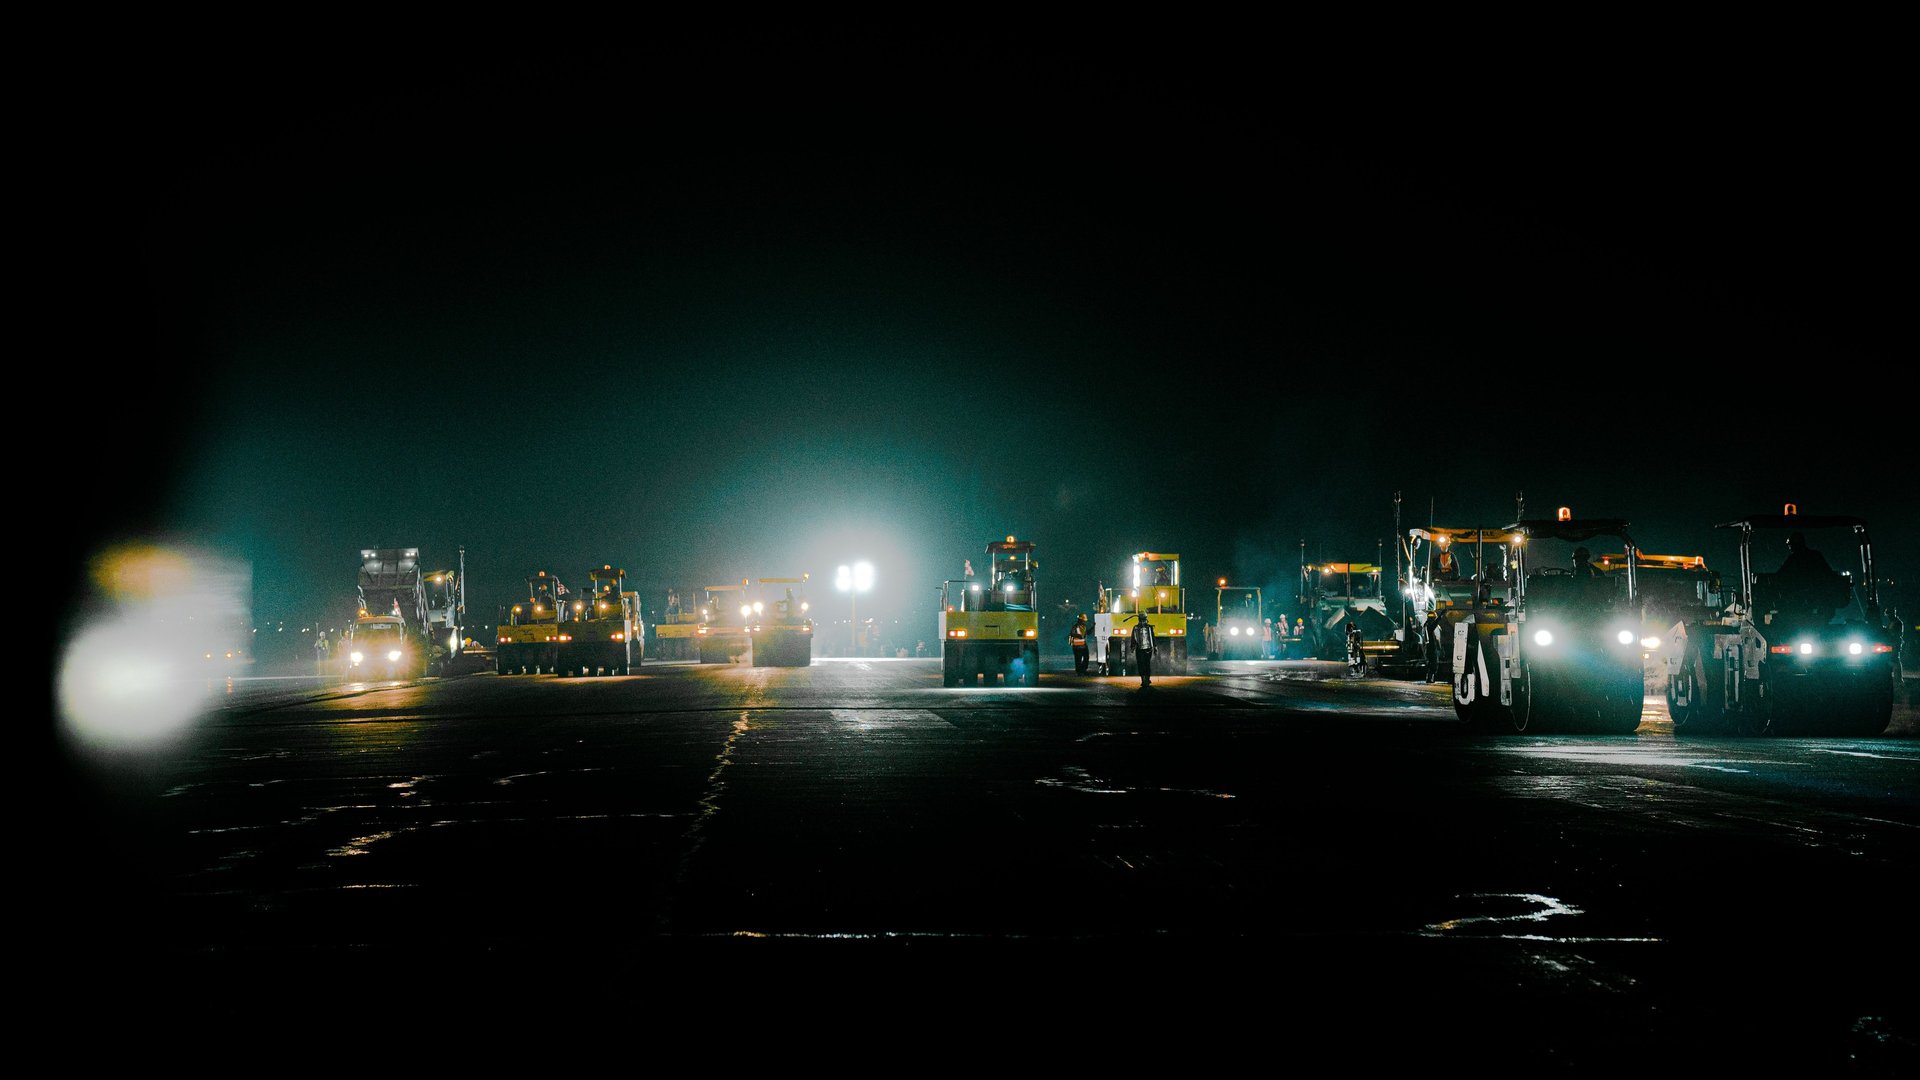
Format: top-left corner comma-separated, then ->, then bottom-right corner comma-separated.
368,501 -> 1900,738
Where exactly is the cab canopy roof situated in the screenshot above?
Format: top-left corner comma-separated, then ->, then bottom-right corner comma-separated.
1408,526 -> 1525,546
988,537 -> 1036,554
1507,518 -> 1634,545
1132,552 -> 1178,562
1308,562 -> 1383,574
1595,552 -> 1708,571
1715,514 -> 1868,532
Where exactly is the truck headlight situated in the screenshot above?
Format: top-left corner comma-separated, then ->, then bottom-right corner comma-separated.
1615,629 -> 1635,646
1532,630 -> 1554,647
387,649 -> 403,662
350,650 -> 364,664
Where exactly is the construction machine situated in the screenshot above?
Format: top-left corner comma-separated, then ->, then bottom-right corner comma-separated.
344,547 -> 451,680
496,570 -> 569,675
1406,525 -> 1513,691
694,581 -> 752,663
938,536 -> 1040,687
1299,561 -> 1398,664
1664,505 -> 1896,736
557,564 -> 643,676
1592,550 -> 1720,698
651,588 -> 703,660
651,582 -> 752,663
747,575 -> 814,667
1206,580 -> 1268,660
1431,509 -> 1648,734
1093,551 -> 1189,676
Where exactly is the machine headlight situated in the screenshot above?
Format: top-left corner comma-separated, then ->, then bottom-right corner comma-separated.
1616,629 -> 1636,646
1533,630 -> 1554,647
753,602 -> 764,614
349,650 -> 364,664
1799,642 -> 1814,655
1640,636 -> 1663,650
1847,641 -> 1863,656
387,649 -> 403,662
1229,626 -> 1241,637
740,604 -> 753,618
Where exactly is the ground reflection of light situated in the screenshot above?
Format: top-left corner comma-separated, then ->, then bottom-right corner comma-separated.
1425,893 -> 1582,933
328,830 -> 398,856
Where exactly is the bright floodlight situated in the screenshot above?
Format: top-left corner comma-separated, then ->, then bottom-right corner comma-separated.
837,562 -> 873,593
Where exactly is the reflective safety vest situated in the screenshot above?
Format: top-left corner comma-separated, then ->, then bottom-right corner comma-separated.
1132,621 -> 1154,651
1070,622 -> 1087,645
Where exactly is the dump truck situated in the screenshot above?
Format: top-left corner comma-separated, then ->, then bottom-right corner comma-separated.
1093,551 -> 1189,676
1664,506 -> 1896,736
556,564 -> 643,676
747,575 -> 814,667
344,547 -> 454,679
496,570 -> 569,675
938,536 -> 1040,686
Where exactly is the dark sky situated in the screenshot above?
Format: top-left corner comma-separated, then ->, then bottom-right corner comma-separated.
69,45 -> 1914,638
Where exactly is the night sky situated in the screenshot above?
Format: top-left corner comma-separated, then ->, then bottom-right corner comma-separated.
69,45 -> 1914,643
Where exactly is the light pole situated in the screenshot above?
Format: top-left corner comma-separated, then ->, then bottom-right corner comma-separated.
836,561 -> 873,656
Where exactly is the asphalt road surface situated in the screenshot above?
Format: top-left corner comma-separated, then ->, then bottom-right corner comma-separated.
47,658 -> 1918,1069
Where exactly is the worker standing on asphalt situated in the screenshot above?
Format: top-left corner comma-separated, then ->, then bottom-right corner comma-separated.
1070,613 -> 1091,675
1131,612 -> 1155,687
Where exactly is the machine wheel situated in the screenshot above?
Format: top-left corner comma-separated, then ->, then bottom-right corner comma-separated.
1853,675 -> 1895,736
1668,640 -> 1727,735
1598,675 -> 1646,734
1456,635 -> 1523,734
1511,661 -> 1539,733
1730,674 -> 1776,737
